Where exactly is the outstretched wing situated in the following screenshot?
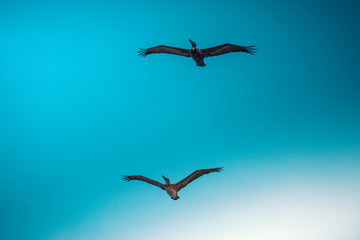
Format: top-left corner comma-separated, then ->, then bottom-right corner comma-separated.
201,44 -> 256,57
122,175 -> 166,190
175,167 -> 223,191
138,45 -> 191,57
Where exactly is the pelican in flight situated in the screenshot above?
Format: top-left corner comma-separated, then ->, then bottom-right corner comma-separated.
138,39 -> 256,66
122,167 -> 223,200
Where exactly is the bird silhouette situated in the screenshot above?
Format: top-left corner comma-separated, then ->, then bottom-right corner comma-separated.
122,167 -> 223,200
138,39 -> 256,66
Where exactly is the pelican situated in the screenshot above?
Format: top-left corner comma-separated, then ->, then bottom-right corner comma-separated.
122,167 -> 223,200
138,39 -> 256,66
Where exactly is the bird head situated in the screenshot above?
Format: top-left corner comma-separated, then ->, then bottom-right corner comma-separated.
162,175 -> 170,186
189,39 -> 196,49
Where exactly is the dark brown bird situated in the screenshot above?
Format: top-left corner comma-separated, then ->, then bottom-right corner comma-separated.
122,167 -> 223,200
138,39 -> 256,67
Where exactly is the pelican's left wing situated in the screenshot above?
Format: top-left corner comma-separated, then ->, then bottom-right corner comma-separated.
201,44 -> 256,57
138,45 -> 191,57
122,175 -> 166,190
174,167 -> 223,191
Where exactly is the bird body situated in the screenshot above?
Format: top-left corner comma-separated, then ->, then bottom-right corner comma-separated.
122,167 -> 223,200
191,48 -> 206,66
165,185 -> 179,200
138,39 -> 256,67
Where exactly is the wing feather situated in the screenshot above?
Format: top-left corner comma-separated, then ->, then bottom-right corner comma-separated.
122,175 -> 166,190
201,44 -> 257,57
138,45 -> 191,57
174,167 -> 223,191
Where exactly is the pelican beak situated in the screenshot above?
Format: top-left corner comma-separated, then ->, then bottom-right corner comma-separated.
162,175 -> 170,184
188,39 -> 196,48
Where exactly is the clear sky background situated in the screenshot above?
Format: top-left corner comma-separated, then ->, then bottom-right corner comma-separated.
1,0 -> 360,239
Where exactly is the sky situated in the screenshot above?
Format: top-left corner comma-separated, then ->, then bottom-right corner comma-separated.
1,0 -> 360,239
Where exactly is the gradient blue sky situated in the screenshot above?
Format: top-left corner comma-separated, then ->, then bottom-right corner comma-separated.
1,0 -> 360,239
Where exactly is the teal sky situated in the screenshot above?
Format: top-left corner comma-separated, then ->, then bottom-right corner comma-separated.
1,0 -> 360,239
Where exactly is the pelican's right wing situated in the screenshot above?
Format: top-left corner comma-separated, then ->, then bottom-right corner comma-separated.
122,175 -> 166,190
174,167 -> 223,191
138,45 -> 191,57
201,44 -> 257,57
